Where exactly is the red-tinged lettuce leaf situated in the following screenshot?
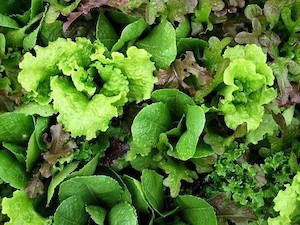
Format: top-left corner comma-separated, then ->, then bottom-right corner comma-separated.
207,193 -> 257,224
39,123 -> 77,178
271,58 -> 300,107
100,137 -> 130,166
63,0 -> 129,31
25,172 -> 44,199
156,51 -> 213,97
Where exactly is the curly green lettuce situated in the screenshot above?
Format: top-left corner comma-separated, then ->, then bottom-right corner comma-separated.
17,38 -> 156,139
2,190 -> 51,225
218,44 -> 277,131
268,172 -> 300,225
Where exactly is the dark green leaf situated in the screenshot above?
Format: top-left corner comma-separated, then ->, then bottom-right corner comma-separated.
86,205 -> 107,225
141,169 -> 164,213
96,14 -> 118,50
26,117 -> 49,171
47,162 -> 79,206
68,154 -> 100,178
0,13 -> 19,29
54,195 -> 89,225
176,17 -> 191,40
151,89 -> 195,120
0,113 -> 34,144
177,38 -> 208,57
0,33 -> 5,59
123,175 -> 149,213
40,20 -> 63,44
108,203 -> 138,225
176,195 -> 217,225
0,150 -> 29,189
112,19 -> 148,52
136,21 -> 177,69
131,102 -> 172,156
2,142 -> 26,163
174,105 -> 205,160
59,175 -> 123,207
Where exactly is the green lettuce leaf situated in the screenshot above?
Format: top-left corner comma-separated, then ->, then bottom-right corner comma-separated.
18,38 -> 97,104
2,190 -> 51,225
50,77 -> 119,140
218,44 -> 277,131
97,46 -> 157,103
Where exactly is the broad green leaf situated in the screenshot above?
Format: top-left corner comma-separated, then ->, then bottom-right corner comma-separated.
0,150 -> 29,189
67,154 -> 100,178
193,142 -> 214,159
59,175 -> 123,206
30,0 -> 43,19
23,26 -> 40,50
174,105 -> 205,160
40,20 -> 63,44
86,205 -> 107,225
123,175 -> 149,213
177,38 -> 208,56
2,143 -> 26,164
176,17 -> 191,40
47,162 -> 79,206
136,20 -> 177,69
2,190 -> 51,225
108,203 -> 138,225
26,117 -> 50,171
54,195 -> 89,225
96,14 -> 118,50
141,169 -> 164,213
0,13 -> 19,29
176,195 -> 217,225
34,116 -> 50,150
15,102 -> 55,117
151,89 -> 195,120
26,130 -> 40,172
112,19 -> 148,52
131,102 -> 172,156
0,113 -> 34,144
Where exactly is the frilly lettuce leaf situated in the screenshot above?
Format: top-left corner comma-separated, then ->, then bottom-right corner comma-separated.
2,190 -> 52,225
218,44 -> 277,131
93,46 -> 157,103
50,76 -> 119,140
92,63 -> 129,109
268,172 -> 300,224
18,38 -> 97,104
17,37 -> 157,139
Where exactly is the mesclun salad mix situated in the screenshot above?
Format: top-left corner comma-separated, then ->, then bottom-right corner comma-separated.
0,0 -> 300,224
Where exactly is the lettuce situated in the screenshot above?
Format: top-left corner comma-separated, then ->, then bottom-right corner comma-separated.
17,38 -> 156,139
268,172 -> 300,225
50,77 -> 120,140
2,190 -> 51,225
218,44 -> 277,131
